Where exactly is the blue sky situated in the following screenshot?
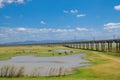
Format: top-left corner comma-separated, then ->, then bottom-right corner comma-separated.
0,0 -> 120,43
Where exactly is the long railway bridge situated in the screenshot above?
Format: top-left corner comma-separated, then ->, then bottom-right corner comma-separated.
42,39 -> 120,53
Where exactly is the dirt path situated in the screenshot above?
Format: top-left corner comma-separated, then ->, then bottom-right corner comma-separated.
93,52 -> 120,63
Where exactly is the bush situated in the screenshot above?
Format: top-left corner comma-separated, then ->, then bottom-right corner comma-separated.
0,65 -> 24,77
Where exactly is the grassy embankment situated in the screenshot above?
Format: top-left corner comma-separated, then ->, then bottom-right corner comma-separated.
0,46 -> 120,80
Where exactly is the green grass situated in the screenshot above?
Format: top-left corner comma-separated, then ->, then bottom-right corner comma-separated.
0,46 -> 120,80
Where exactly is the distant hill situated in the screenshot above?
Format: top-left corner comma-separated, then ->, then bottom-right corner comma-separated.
0,39 -> 87,46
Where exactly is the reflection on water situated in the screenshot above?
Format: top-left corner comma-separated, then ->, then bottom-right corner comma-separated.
0,54 -> 90,76
55,49 -> 74,53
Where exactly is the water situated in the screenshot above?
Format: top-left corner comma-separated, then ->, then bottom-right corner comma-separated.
55,49 -> 74,53
0,54 -> 90,76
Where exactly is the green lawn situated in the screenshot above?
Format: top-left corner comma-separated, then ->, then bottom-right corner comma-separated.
0,46 -> 120,80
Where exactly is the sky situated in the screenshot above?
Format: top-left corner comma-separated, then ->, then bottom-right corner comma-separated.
0,0 -> 120,43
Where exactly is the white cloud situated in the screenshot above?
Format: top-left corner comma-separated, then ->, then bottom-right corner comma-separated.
70,9 -> 78,14
0,33 -> 5,36
63,10 -> 69,13
38,27 -> 88,33
0,0 -> 25,8
76,14 -> 86,18
17,27 -> 26,31
16,0 -> 24,3
114,5 -> 120,11
63,9 -> 86,18
104,22 -> 120,30
63,9 -> 78,14
40,21 -> 46,25
76,27 -> 88,31
6,0 -> 14,4
4,16 -> 11,19
0,0 -> 4,8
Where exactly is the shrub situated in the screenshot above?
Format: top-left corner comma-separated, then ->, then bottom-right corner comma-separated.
0,65 -> 24,77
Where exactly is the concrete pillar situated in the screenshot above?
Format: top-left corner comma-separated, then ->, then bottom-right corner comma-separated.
71,44 -> 74,48
79,43 -> 81,49
73,44 -> 76,48
109,42 -> 112,52
93,42 -> 95,50
118,41 -> 120,53
116,42 -> 119,53
83,43 -> 85,49
116,41 -> 120,53
90,42 -> 94,50
107,41 -> 112,52
76,44 -> 79,49
86,43 -> 89,50
84,43 -> 87,49
81,43 -> 83,49
95,42 -> 99,51
107,42 -> 110,52
101,42 -> 105,52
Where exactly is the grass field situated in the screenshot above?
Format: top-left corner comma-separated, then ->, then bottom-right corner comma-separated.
0,46 -> 120,80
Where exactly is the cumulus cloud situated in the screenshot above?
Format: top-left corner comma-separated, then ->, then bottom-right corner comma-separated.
114,4 -> 120,11
0,0 -> 4,8
76,14 -> 86,18
17,27 -> 26,31
0,33 -> 5,36
40,21 -> 46,25
63,10 -> 69,13
70,9 -> 78,14
4,16 -> 11,19
17,0 -> 24,3
104,22 -> 120,30
38,27 -> 88,33
0,0 -> 26,8
63,9 -> 86,18
63,9 -> 78,14
76,27 -> 88,31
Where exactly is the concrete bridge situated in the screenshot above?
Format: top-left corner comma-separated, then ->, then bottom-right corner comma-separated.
42,39 -> 120,53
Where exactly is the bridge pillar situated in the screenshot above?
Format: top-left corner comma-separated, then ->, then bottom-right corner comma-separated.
95,42 -> 99,51
77,43 -> 80,49
73,44 -> 75,48
116,42 -> 119,53
70,44 -> 72,48
79,43 -> 81,49
101,42 -> 105,52
86,43 -> 89,50
85,43 -> 87,49
76,44 -> 78,49
75,44 -> 78,49
107,42 -> 109,52
71,44 -> 74,48
83,43 -> 85,49
119,41 -> 120,53
107,41 -> 112,52
73,44 -> 76,48
90,42 -> 94,50
109,42 -> 112,52
80,43 -> 82,49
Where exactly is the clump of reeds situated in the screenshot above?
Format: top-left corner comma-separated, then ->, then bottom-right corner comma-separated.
0,65 -> 24,77
48,66 -> 66,76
